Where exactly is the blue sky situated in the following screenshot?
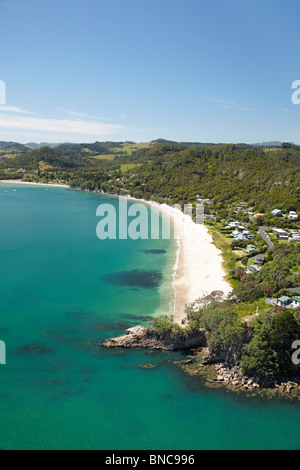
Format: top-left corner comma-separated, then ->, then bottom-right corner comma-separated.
0,0 -> 299,144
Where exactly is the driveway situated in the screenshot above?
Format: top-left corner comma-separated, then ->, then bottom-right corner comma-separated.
258,226 -> 275,249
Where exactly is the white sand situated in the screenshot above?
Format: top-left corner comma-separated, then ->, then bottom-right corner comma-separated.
0,180 -> 70,188
126,196 -> 232,324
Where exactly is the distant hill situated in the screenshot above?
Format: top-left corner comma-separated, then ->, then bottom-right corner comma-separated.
0,141 -> 29,152
252,141 -> 295,147
1,140 -> 300,212
26,142 -> 62,149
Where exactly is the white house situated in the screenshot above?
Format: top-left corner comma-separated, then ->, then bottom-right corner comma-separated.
273,228 -> 289,239
233,233 -> 248,241
292,297 -> 300,308
246,265 -> 261,273
289,211 -> 298,220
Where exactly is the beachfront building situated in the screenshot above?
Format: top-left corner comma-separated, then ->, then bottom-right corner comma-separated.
228,221 -> 246,231
276,296 -> 292,307
234,233 -> 248,241
292,297 -> 300,308
246,264 -> 261,273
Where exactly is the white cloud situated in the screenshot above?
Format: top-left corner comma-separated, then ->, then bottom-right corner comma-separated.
0,114 -> 124,136
208,97 -> 258,112
207,97 -> 239,108
58,108 -> 113,121
0,105 -> 35,115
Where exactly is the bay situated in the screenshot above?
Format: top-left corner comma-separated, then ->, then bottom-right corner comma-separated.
0,183 -> 299,450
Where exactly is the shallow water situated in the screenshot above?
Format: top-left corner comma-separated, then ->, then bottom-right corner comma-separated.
0,183 -> 299,450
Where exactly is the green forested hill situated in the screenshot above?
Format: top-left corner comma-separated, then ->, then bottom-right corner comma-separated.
119,143 -> 300,212
1,141 -> 300,213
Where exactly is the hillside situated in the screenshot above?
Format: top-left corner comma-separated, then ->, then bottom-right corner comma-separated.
116,143 -> 300,213
1,141 -> 300,213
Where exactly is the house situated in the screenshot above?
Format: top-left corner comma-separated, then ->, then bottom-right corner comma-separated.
242,230 -> 254,240
229,222 -> 245,231
197,198 -> 212,204
276,296 -> 292,307
271,209 -> 282,217
247,265 -> 261,273
234,233 -> 248,241
273,228 -> 289,239
291,233 -> 300,243
292,297 -> 300,308
289,211 -> 298,220
254,254 -> 265,265
246,244 -> 256,254
232,230 -> 246,238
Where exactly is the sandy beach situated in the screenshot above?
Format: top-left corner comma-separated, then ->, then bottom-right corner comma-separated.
0,180 -> 71,188
157,204 -> 232,324
126,196 -> 232,325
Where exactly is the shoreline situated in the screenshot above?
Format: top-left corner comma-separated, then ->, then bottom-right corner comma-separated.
0,180 -> 71,188
123,195 -> 232,324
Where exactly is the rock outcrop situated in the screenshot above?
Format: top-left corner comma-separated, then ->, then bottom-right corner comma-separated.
101,325 -> 206,351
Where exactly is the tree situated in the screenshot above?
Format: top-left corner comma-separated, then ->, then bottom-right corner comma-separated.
240,310 -> 300,379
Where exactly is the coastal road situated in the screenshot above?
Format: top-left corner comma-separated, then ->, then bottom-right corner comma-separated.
258,226 -> 274,249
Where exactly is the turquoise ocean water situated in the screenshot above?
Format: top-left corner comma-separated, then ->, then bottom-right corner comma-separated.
0,183 -> 300,450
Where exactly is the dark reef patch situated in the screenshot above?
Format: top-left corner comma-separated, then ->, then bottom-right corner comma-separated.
102,270 -> 163,289
139,249 -> 167,255
121,313 -> 154,323
45,330 -> 99,353
14,344 -> 53,355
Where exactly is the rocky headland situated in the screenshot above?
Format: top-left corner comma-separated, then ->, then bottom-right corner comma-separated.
101,325 -> 300,398
101,325 -> 206,351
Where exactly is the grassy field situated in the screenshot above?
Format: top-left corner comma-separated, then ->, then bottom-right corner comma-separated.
39,161 -> 53,170
119,142 -> 154,155
92,142 -> 153,161
0,152 -> 17,158
93,155 -> 116,161
120,163 -> 141,173
234,298 -> 268,318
